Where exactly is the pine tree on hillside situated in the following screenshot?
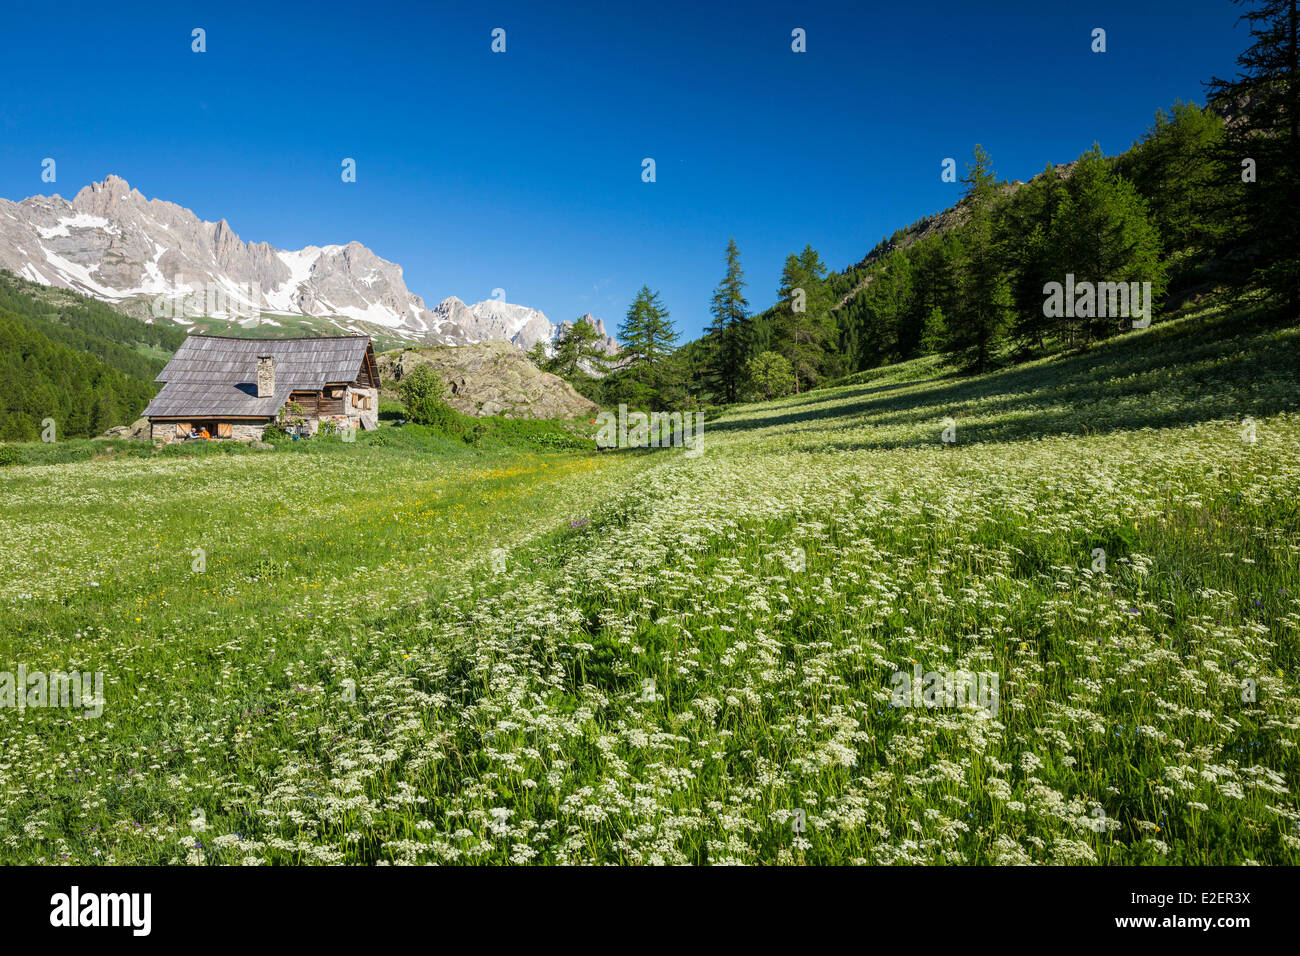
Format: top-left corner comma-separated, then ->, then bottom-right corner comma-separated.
774,244 -> 835,393
613,286 -> 682,408
1002,163 -> 1068,350
950,145 -> 1013,372
619,286 -> 679,366
525,339 -> 549,368
920,305 -> 949,355
1047,145 -> 1166,343
706,238 -> 750,403
860,249 -> 916,366
908,232 -> 964,355
548,317 -> 608,379
1115,101 -> 1226,258
1207,0 -> 1300,309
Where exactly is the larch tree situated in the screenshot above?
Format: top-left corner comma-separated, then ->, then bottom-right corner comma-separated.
774,244 -> 834,393
548,317 -> 608,379
619,285 -> 678,367
1047,145 -> 1166,343
706,238 -> 750,403
950,145 -> 1013,372
1207,0 -> 1300,309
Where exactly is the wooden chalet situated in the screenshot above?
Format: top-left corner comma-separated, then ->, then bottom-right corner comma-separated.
143,334 -> 380,442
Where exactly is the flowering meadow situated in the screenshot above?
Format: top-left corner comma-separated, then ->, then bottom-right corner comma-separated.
1,305 -> 1298,864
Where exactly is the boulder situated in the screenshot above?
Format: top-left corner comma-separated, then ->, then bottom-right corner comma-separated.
102,417 -> 150,440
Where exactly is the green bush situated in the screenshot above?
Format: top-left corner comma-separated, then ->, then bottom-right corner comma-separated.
743,351 -> 796,401
397,365 -> 485,444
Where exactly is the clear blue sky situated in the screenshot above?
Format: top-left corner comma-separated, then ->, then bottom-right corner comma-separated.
0,0 -> 1246,340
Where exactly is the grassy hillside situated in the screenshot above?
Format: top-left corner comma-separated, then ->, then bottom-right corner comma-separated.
0,271 -> 185,376
797,299 -> 1298,443
178,311 -> 421,353
0,271 -> 185,440
0,320 -> 159,442
0,303 -> 1296,864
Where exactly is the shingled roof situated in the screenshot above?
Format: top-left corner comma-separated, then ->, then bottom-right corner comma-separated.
143,334 -> 374,419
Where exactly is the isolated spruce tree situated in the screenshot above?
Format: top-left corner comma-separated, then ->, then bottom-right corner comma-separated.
619,285 -> 678,366
950,145 -> 1013,371
774,244 -> 834,393
613,286 -> 681,407
706,238 -> 750,403
1207,0 -> 1300,309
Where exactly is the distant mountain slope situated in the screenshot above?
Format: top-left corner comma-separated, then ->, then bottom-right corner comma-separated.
0,175 -> 441,335
0,270 -> 185,380
830,160 -> 1080,310
0,176 -> 608,354
428,296 -> 562,351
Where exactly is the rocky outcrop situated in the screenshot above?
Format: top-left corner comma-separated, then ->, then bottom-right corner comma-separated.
377,340 -> 599,420
102,417 -> 151,440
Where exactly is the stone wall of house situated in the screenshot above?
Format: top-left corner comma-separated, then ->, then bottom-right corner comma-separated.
344,386 -> 380,431
150,421 -> 268,443
231,423 -> 267,442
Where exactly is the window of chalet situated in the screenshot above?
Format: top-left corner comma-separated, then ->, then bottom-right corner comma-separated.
174,421 -> 230,439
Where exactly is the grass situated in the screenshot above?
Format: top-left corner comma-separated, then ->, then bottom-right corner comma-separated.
174,311 -> 421,353
0,408 -> 595,469
0,302 -> 1297,864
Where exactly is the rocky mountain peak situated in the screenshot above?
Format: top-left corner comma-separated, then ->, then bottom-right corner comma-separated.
73,175 -> 141,211
0,176 -> 615,355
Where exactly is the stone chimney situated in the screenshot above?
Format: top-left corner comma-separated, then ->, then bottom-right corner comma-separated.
257,354 -> 275,398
